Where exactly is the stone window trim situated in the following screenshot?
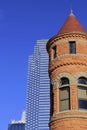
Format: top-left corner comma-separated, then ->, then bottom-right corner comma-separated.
74,72 -> 87,84
51,72 -> 87,88
51,72 -> 74,89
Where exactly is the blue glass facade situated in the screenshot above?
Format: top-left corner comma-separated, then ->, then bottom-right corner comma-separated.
25,40 -> 50,130
8,123 -> 25,130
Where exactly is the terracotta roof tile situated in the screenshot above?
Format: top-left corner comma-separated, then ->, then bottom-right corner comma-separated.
58,14 -> 86,34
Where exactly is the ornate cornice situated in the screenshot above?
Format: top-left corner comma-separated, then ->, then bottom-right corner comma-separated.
46,32 -> 87,52
49,61 -> 87,74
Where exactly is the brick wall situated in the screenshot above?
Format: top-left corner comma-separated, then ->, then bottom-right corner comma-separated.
50,117 -> 87,130
47,32 -> 87,130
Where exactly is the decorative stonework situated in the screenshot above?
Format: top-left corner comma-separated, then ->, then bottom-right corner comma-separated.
51,72 -> 77,88
50,54 -> 87,62
49,61 -> 87,74
51,72 -> 87,89
47,13 -> 87,130
51,79 -> 59,89
50,39 -> 87,50
75,72 -> 87,80
58,72 -> 76,85
47,32 -> 87,52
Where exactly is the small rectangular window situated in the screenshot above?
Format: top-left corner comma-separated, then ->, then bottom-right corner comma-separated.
69,41 -> 76,54
52,46 -> 57,59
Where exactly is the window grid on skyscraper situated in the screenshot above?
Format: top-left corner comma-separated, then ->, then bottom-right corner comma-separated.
25,40 -> 50,130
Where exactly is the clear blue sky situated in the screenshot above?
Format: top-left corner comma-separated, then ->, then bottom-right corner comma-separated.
0,0 -> 87,130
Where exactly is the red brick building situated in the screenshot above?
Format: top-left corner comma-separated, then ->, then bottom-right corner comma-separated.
46,11 -> 87,130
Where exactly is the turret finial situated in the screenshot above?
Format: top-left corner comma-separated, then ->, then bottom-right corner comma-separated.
70,9 -> 74,16
70,1 -> 74,16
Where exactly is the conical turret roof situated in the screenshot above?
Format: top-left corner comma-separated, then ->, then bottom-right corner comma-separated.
58,11 -> 86,34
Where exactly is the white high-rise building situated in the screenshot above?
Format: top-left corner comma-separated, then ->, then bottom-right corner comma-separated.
11,110 -> 26,124
25,40 -> 50,130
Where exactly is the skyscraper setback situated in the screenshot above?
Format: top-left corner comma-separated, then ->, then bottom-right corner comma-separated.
25,40 -> 50,130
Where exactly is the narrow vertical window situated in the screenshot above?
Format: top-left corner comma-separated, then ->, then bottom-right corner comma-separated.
69,41 -> 76,54
59,87 -> 70,111
78,77 -> 87,110
52,45 -> 57,59
50,84 -> 54,115
59,78 -> 70,111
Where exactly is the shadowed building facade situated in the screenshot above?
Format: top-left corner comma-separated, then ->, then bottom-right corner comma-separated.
46,11 -> 87,130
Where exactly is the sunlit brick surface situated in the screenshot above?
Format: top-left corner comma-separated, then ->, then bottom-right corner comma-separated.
47,13 -> 87,130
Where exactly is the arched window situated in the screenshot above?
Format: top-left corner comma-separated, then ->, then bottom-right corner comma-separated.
78,77 -> 87,110
78,77 -> 87,85
59,77 -> 70,111
61,77 -> 69,85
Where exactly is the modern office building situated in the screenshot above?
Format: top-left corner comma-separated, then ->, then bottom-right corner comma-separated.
25,40 -> 50,130
47,10 -> 87,130
8,110 -> 26,130
8,123 -> 25,130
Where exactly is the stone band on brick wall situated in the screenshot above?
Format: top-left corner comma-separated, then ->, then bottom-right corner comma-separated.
47,32 -> 87,52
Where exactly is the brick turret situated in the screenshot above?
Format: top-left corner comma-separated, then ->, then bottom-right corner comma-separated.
47,11 -> 87,130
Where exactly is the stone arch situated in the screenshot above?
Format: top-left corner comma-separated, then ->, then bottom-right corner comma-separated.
75,71 -> 87,78
57,72 -> 75,86
75,72 -> 87,84
51,79 -> 59,89
51,72 -> 76,89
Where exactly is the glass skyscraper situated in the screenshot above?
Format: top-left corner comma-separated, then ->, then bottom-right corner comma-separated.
25,40 -> 50,130
8,123 -> 25,130
8,110 -> 26,130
